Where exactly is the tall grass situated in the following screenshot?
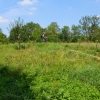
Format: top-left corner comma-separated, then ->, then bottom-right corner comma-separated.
0,42 -> 100,99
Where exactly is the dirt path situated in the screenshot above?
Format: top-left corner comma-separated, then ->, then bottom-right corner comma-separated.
69,49 -> 100,60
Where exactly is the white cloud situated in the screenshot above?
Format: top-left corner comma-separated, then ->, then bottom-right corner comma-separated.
17,0 -> 38,6
3,7 -> 37,17
1,0 -> 38,21
0,16 -> 9,23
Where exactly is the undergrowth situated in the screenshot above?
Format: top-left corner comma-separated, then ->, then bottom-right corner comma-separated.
0,43 -> 100,100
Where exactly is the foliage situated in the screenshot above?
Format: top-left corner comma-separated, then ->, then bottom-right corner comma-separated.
0,28 -> 8,44
0,43 -> 100,99
1,15 -> 99,43
31,23 -> 43,42
0,65 -> 33,100
8,18 -> 44,43
71,25 -> 81,42
79,15 -> 100,42
8,17 -> 24,43
46,22 -> 60,35
60,26 -> 71,42
46,22 -> 60,42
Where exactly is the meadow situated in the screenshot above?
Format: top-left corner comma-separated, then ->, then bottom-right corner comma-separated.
0,42 -> 100,100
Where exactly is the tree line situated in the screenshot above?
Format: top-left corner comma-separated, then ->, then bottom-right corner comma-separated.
0,15 -> 100,44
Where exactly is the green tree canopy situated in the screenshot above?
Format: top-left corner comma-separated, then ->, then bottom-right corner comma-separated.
46,22 -> 60,34
71,25 -> 81,42
46,22 -> 60,42
8,17 -> 24,43
79,15 -> 100,42
8,18 -> 43,42
0,28 -> 8,43
61,26 -> 71,42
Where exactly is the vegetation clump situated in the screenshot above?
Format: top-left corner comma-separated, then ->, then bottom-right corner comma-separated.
0,43 -> 100,99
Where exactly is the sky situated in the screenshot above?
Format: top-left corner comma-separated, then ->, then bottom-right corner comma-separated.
0,0 -> 100,36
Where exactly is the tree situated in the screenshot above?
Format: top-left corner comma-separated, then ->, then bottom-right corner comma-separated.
0,28 -> 8,43
30,23 -> 43,42
79,15 -> 100,42
8,18 -> 44,43
46,22 -> 60,42
8,17 -> 24,43
96,27 -> 100,42
71,25 -> 81,42
89,15 -> 100,42
79,16 -> 91,42
21,22 -> 38,42
61,26 -> 71,42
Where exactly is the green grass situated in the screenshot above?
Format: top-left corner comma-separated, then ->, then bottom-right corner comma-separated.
0,42 -> 100,100
65,42 -> 100,56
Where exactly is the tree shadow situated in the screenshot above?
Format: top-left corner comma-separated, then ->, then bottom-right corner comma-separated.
0,64 -> 34,100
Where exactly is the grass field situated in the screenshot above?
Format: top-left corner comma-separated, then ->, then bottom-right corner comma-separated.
0,42 -> 100,100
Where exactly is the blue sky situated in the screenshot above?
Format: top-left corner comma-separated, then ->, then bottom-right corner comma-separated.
0,0 -> 100,36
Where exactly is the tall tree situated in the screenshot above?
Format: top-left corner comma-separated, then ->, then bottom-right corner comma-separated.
89,15 -> 100,42
21,22 -> 42,42
71,25 -> 81,42
79,16 -> 91,42
8,18 -> 43,42
8,17 -> 24,43
61,26 -> 71,42
46,22 -> 60,42
79,15 -> 100,42
30,23 -> 43,42
0,28 -> 8,43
